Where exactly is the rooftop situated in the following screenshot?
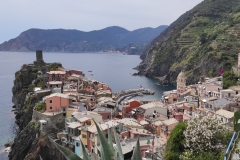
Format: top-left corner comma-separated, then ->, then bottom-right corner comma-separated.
45,93 -> 69,99
162,118 -> 178,126
117,118 -> 141,127
48,71 -> 66,74
215,109 -> 234,119
140,101 -> 165,110
208,98 -> 235,107
48,81 -> 62,85
68,122 -> 81,129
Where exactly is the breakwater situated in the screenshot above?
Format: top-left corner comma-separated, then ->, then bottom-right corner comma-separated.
113,88 -> 155,104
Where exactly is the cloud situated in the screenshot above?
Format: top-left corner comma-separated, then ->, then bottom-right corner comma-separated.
0,0 -> 203,43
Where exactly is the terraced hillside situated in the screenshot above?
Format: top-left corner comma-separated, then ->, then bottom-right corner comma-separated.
137,0 -> 240,85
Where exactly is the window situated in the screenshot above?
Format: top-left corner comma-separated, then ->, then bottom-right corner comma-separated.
82,134 -> 87,138
76,142 -> 79,147
185,99 -> 187,102
49,100 -> 52,103
50,106 -> 52,110
85,145 -> 88,148
105,134 -> 108,138
107,115 -> 110,119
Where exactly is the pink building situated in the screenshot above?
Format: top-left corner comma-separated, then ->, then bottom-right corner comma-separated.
160,118 -> 179,139
45,93 -> 70,112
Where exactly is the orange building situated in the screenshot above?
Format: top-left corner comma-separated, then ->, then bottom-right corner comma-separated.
122,99 -> 141,117
45,93 -> 70,112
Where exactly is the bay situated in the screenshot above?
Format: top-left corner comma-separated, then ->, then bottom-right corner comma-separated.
0,51 -> 174,159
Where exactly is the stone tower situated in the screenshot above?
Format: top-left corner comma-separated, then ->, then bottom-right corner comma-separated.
177,71 -> 186,89
36,50 -> 43,62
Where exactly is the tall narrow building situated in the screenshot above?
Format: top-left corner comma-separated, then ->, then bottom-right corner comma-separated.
177,71 -> 186,90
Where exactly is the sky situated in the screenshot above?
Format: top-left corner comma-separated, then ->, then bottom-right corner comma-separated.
0,0 -> 203,43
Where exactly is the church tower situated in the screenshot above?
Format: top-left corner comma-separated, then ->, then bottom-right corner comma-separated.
177,71 -> 186,89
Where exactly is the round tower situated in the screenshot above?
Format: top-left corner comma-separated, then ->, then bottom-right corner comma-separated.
177,71 -> 186,89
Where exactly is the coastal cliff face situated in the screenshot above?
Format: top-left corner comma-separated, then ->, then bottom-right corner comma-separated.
9,60 -> 64,160
137,0 -> 240,85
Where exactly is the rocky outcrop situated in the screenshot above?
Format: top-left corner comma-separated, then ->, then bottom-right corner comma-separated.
9,55 -> 64,160
8,124 -> 40,160
137,0 -> 240,85
24,134 -> 66,160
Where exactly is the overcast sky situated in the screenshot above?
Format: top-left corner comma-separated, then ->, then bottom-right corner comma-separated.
0,0 -> 203,43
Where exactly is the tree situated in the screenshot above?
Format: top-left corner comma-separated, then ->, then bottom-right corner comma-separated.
183,116 -> 228,153
164,122 -> 187,160
222,71 -> 238,89
234,111 -> 240,131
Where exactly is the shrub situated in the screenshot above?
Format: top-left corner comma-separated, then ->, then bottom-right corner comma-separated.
184,116 -> 228,152
29,121 -> 35,128
38,81 -> 45,89
29,84 -> 35,92
32,68 -> 38,73
35,102 -> 46,112
222,71 -> 238,89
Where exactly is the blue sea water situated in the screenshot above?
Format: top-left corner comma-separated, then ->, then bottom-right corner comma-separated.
0,52 -> 174,159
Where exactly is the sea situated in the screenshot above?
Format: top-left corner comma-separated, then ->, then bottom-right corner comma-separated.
0,51 -> 174,159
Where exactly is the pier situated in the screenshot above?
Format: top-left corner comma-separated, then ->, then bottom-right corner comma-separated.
113,88 -> 155,104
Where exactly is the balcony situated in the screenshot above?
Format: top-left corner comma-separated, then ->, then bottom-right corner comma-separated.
89,137 -> 95,142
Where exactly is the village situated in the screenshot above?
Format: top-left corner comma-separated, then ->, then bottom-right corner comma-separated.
25,51 -> 240,160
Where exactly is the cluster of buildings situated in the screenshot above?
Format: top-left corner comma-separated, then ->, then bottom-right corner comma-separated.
29,51 -> 240,160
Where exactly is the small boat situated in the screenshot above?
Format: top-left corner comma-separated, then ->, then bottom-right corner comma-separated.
88,70 -> 92,72
90,74 -> 93,76
4,147 -> 11,153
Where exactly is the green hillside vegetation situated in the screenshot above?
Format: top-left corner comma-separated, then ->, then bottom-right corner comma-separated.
138,0 -> 240,85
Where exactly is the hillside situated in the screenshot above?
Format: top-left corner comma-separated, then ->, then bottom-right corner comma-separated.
0,25 -> 167,54
137,0 -> 240,85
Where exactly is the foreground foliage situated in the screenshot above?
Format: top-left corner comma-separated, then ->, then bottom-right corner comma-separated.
164,117 -> 231,160
53,121 -> 142,160
164,122 -> 187,160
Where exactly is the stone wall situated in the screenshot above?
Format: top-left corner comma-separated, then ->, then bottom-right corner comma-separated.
32,110 -> 65,129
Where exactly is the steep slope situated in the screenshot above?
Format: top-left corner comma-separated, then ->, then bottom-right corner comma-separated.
137,0 -> 240,85
0,25 -> 167,53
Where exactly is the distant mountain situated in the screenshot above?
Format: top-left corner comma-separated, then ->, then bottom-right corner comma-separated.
0,25 -> 168,54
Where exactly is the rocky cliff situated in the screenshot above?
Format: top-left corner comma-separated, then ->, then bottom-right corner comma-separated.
137,0 -> 240,85
0,25 -> 167,54
9,58 -> 64,160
